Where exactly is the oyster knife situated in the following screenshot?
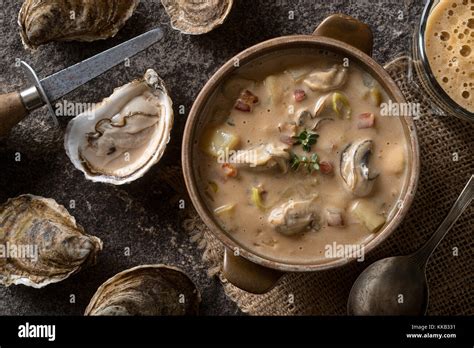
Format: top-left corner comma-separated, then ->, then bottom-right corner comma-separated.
0,28 -> 163,136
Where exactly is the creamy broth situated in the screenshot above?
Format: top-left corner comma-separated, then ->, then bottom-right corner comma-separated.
196,51 -> 409,264
425,0 -> 474,112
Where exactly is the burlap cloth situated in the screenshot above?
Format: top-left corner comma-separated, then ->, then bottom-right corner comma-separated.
182,57 -> 473,315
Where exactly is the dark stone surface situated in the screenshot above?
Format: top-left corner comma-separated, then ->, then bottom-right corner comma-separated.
0,0 -> 423,315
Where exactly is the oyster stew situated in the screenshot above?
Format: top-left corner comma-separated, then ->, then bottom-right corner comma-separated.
197,51 -> 409,264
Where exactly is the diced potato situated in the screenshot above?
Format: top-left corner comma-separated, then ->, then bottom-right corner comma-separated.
200,128 -> 240,157
214,203 -> 236,216
326,209 -> 344,226
350,200 -> 386,233
381,145 -> 406,175
264,75 -> 283,104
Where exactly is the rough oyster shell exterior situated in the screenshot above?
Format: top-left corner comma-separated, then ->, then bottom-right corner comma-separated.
0,195 -> 103,288
64,69 -> 174,185
161,0 -> 233,35
84,264 -> 200,315
18,0 -> 139,49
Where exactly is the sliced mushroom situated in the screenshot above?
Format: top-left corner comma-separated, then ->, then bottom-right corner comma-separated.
296,109 -> 314,128
268,198 -> 320,236
296,108 -> 334,131
303,65 -> 348,92
340,140 -> 378,197
313,93 -> 332,117
232,143 -> 289,173
295,93 -> 338,130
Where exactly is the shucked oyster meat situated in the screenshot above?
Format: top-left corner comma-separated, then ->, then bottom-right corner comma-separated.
85,265 -> 200,316
161,0 -> 234,35
304,65 -> 348,92
0,195 -> 102,288
18,0 -> 139,49
65,69 -> 174,185
268,198 -> 320,236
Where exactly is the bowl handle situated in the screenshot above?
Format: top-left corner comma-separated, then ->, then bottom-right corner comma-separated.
313,14 -> 373,56
222,248 -> 283,294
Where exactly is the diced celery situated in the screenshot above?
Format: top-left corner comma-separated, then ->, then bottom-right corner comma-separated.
251,187 -> 266,211
332,92 -> 351,119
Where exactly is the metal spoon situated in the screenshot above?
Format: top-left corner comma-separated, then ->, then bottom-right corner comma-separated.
347,175 -> 474,315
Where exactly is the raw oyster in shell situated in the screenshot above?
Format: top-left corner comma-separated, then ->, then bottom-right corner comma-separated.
0,195 -> 103,288
161,0 -> 233,35
85,265 -> 200,316
64,69 -> 174,185
18,0 -> 139,49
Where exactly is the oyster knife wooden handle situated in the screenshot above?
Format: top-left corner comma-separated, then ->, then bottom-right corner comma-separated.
0,92 -> 28,136
0,28 -> 163,137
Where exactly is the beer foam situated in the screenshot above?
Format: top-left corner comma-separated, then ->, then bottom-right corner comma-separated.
425,0 -> 474,112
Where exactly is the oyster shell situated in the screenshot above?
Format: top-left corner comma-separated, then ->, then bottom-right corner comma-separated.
340,140 -> 378,197
161,0 -> 234,35
0,195 -> 103,288
18,0 -> 139,49
64,69 -> 174,185
85,265 -> 200,316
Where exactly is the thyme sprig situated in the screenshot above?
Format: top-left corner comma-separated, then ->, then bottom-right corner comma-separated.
293,129 -> 319,152
290,152 -> 320,173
